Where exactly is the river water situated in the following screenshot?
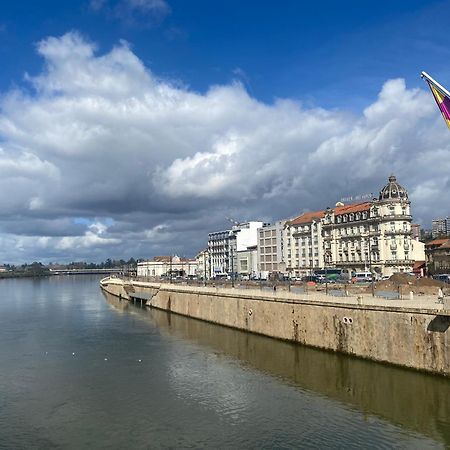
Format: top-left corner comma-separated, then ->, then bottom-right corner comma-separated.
0,275 -> 449,449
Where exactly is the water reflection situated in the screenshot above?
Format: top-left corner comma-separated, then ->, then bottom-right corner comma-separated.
104,291 -> 450,447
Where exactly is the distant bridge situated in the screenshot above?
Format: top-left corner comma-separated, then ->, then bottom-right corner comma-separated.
49,268 -> 129,275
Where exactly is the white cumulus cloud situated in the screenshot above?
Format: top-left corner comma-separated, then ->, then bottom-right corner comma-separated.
0,31 -> 448,263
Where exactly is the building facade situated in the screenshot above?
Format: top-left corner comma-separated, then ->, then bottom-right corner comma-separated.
208,221 -> 265,278
137,256 -> 197,278
195,249 -> 210,280
432,218 -> 448,238
282,176 -> 424,278
411,223 -> 421,241
237,246 -> 258,279
284,212 -> 325,277
322,176 -> 424,277
425,238 -> 450,274
257,221 -> 286,276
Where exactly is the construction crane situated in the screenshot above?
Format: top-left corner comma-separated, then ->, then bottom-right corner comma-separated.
225,216 -> 241,227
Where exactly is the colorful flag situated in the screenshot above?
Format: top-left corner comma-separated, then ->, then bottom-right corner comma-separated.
422,71 -> 450,129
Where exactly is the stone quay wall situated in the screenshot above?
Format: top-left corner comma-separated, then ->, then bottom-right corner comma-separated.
100,277 -> 450,377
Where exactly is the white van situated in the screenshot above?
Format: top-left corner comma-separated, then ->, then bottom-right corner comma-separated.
353,272 -> 373,283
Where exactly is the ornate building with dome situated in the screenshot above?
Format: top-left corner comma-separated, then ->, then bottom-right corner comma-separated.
282,175 -> 425,278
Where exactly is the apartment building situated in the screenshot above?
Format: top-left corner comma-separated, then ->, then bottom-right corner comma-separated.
208,221 -> 266,278
257,221 -> 286,275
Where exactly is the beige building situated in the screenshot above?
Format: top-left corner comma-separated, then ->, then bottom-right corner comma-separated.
284,212 -> 325,277
322,175 -> 424,277
237,246 -> 258,279
283,176 -> 425,278
195,249 -> 210,280
137,255 -> 197,278
425,238 -> 450,275
257,221 -> 286,276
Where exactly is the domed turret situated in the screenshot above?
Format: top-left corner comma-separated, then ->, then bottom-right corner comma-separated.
378,175 -> 408,201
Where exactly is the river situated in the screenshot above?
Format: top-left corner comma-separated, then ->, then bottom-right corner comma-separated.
0,275 -> 448,449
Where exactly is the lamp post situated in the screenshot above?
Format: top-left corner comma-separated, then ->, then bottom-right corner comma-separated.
368,233 -> 374,296
228,231 -> 235,288
169,255 -> 173,284
204,251 -> 207,286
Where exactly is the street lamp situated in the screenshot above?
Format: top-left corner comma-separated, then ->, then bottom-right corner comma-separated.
203,250 -> 208,287
368,233 -> 374,296
228,231 -> 235,288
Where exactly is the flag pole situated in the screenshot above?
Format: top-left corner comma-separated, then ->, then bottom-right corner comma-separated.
421,71 -> 450,98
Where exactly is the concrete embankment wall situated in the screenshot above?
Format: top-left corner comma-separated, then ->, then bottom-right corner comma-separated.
100,278 -> 450,376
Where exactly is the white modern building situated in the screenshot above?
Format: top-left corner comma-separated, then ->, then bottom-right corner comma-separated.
208,221 -> 266,278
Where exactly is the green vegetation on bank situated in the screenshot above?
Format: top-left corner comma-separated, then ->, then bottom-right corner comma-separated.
0,258 -> 138,279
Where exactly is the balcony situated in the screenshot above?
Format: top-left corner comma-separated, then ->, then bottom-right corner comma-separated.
385,259 -> 414,265
380,214 -> 412,221
384,230 -> 411,236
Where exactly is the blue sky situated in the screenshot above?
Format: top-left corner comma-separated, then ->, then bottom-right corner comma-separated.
1,0 -> 450,109
0,0 -> 450,263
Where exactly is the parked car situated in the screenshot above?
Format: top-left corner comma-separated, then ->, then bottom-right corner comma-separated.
433,274 -> 450,283
352,272 -> 373,283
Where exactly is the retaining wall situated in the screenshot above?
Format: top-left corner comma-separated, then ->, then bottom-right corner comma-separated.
100,278 -> 450,376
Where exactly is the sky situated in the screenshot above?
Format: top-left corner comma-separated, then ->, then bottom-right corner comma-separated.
0,0 -> 450,264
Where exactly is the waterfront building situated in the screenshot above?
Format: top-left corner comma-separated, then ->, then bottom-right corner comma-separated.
432,218 -> 448,238
283,176 -> 424,278
208,221 -> 266,278
425,238 -> 450,274
257,221 -> 286,276
237,246 -> 258,279
322,176 -> 424,277
137,255 -> 197,278
284,212 -> 325,278
195,249 -> 210,280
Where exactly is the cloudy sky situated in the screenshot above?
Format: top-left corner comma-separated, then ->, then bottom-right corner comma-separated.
0,0 -> 450,264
